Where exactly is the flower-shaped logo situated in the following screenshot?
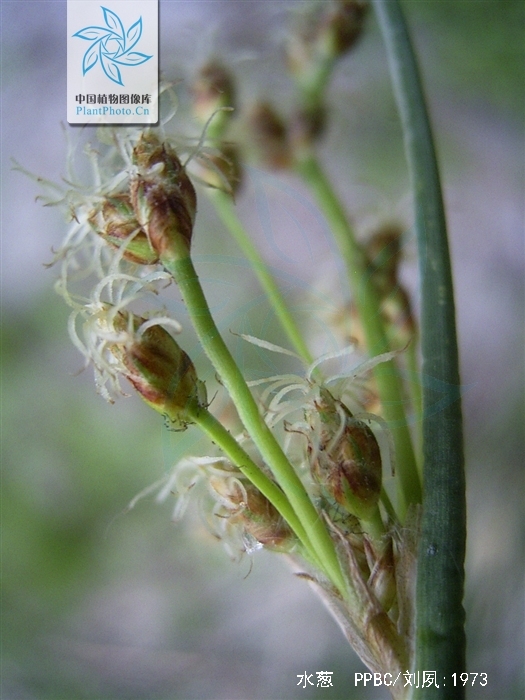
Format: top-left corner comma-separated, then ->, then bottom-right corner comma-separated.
73,6 -> 152,86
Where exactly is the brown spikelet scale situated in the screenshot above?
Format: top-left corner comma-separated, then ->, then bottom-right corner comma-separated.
310,388 -> 382,521
88,193 -> 159,265
248,102 -> 292,170
110,312 -> 206,429
209,476 -> 295,551
192,61 -> 236,124
130,133 -> 197,261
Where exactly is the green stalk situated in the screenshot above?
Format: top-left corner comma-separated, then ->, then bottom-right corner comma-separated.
373,1 -> 466,695
296,54 -> 335,115
361,504 -> 387,542
187,403 -> 322,570
198,90 -> 313,365
210,189 -> 314,365
405,333 -> 424,469
296,153 -> 421,517
164,252 -> 346,594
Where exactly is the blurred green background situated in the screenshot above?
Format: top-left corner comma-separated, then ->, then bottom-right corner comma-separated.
1,2 -> 523,699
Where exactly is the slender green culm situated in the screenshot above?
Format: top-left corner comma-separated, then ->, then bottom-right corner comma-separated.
296,152 -> 421,517
210,189 -> 314,365
373,1 -> 466,696
164,253 -> 347,594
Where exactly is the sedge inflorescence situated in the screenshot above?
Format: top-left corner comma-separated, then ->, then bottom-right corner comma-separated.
156,455 -> 296,561
27,120 -> 203,396
28,2 -> 427,689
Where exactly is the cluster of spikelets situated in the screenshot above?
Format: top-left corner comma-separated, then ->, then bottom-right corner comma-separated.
37,126 -> 415,688
31,2 -> 423,692
29,130 -> 195,416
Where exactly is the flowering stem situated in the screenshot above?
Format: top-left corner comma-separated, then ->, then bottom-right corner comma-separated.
373,0 -> 466,694
296,152 -> 421,518
163,253 -> 346,593
209,189 -> 314,365
187,402 -> 323,570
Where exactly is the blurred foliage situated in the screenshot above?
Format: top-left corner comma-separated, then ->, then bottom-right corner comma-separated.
407,0 -> 524,114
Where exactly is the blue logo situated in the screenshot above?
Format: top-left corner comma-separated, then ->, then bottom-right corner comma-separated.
72,6 -> 152,86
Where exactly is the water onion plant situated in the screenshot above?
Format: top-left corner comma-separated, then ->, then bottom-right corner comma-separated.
30,1 -> 466,697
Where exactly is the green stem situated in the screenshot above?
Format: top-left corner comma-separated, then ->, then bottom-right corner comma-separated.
361,504 -> 386,542
296,54 -> 335,113
210,189 -> 314,365
187,403 -> 322,569
405,332 -> 423,470
296,153 -> 421,517
380,486 -> 398,525
164,252 -> 346,593
373,0 -> 466,694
